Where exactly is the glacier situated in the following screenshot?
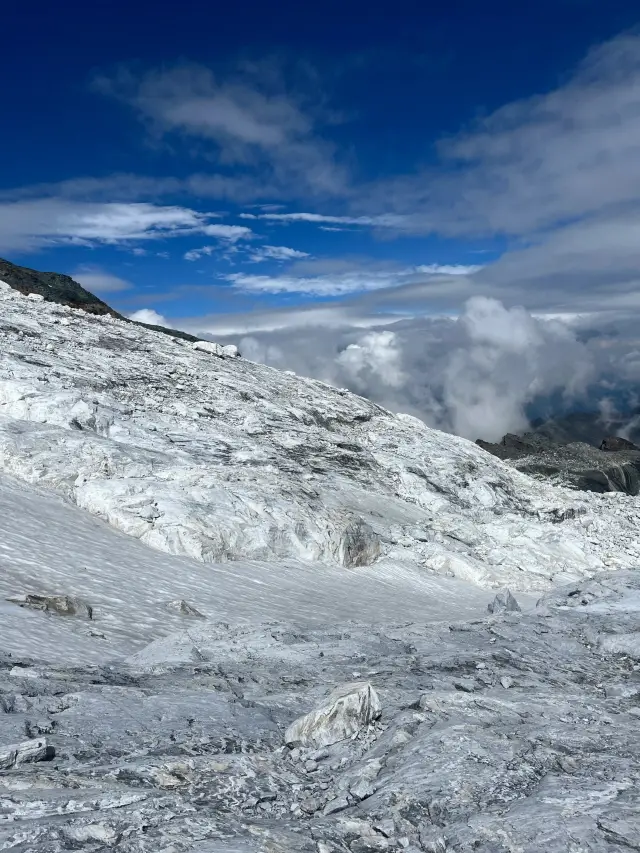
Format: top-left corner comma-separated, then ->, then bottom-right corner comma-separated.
1,279 -> 640,852
1,279 -> 640,594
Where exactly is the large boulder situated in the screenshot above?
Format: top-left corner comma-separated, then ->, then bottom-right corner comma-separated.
285,682 -> 381,748
0,738 -> 54,769
6,593 -> 93,619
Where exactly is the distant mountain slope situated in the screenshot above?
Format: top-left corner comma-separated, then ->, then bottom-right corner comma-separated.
0,257 -> 120,316
477,419 -> 640,495
0,256 -> 199,342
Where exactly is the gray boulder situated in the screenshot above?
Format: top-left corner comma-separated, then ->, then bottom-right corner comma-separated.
487,588 -> 521,614
285,682 -> 381,748
7,593 -> 93,619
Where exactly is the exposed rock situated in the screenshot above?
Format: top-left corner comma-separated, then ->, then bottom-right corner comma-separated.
477,429 -> 640,495
487,588 -> 521,614
0,256 -> 198,342
285,682 -> 382,748
163,598 -> 206,618
0,573 -> 637,849
600,435 -> 640,451
0,257 -> 119,317
7,593 -> 93,619
323,795 -> 351,816
339,518 -> 381,568
0,737 -> 53,769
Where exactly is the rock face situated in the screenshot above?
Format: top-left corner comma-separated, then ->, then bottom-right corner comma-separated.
477,431 -> 640,495
1,571 -> 639,851
285,682 -> 382,748
600,435 -> 639,452
3,278 -> 640,591
164,598 -> 206,618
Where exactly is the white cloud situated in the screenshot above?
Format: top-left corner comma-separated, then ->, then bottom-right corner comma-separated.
97,63 -> 348,199
183,298 -> 600,442
0,199 -> 251,253
369,32 -> 640,238
128,308 -> 169,326
239,211 -> 408,228
337,331 -> 406,390
416,264 -> 482,276
184,246 -> 217,261
201,224 -> 254,242
72,267 -> 133,294
223,263 -> 482,296
248,245 -> 310,262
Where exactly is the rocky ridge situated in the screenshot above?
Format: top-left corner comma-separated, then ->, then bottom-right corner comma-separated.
477,431 -> 640,495
0,257 -> 199,342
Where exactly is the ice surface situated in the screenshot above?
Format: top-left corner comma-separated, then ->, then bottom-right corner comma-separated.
0,473 -> 497,663
1,279 -> 640,596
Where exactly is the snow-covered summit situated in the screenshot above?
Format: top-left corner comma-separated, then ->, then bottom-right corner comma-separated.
1,278 -> 638,591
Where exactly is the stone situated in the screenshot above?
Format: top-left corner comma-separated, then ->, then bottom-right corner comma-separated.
164,599 -> 206,618
0,737 -> 53,769
323,795 -> 350,816
7,593 -> 93,619
285,682 -> 382,748
339,519 -> 381,568
487,588 -> 521,614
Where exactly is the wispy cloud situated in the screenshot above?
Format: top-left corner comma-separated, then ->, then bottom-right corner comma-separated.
223,262 -> 482,296
95,62 -> 349,200
239,211 -> 408,228
367,32 -> 640,238
0,199 -> 248,253
248,245 -> 311,262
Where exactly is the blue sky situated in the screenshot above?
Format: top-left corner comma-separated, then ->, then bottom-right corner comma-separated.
2,0 -> 640,337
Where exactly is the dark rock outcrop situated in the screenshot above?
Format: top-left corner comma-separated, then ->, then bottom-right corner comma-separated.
0,257 -> 120,317
0,256 -> 199,342
477,430 -> 640,495
600,435 -> 639,452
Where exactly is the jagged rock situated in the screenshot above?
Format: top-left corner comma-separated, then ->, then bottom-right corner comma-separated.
339,518 -> 381,567
0,737 -> 53,769
285,682 -> 381,748
487,589 -> 521,614
7,593 -> 93,619
164,599 -> 206,618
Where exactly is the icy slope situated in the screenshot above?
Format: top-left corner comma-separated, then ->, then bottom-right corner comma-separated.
1,279 -> 639,590
0,473 -> 496,663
